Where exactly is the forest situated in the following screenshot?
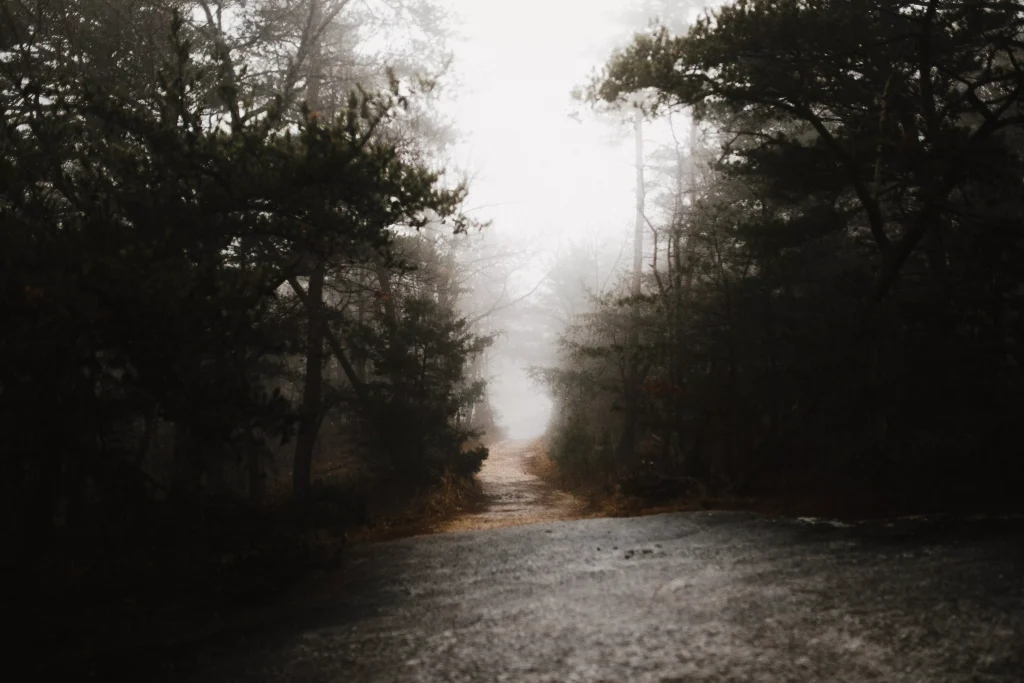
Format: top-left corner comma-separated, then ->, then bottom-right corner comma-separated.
4,0 -> 1024,677
1,0 -> 510,654
539,0 -> 1024,516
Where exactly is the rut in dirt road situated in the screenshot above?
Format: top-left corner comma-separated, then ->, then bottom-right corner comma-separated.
442,440 -> 584,532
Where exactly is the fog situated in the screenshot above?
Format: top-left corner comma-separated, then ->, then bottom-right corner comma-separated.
441,0 -> 655,439
18,2 -> 1024,677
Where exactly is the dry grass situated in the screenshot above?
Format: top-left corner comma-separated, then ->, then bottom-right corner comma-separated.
426,469 -> 487,517
345,470 -> 487,543
522,444 -> 626,515
525,442 -> 1021,522
524,442 -> 768,520
521,438 -> 560,483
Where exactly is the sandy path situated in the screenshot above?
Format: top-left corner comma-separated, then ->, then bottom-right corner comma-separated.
441,439 -> 583,532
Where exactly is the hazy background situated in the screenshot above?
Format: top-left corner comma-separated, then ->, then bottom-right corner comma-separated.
441,0 -> 644,439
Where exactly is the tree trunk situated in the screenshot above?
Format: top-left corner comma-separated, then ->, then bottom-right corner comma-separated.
291,4 -> 327,501
22,452 -> 59,564
171,426 -> 203,499
620,107 -> 646,463
355,285 -> 368,382
632,107 -> 645,299
247,445 -> 264,503
293,260 -> 326,500
376,264 -> 399,332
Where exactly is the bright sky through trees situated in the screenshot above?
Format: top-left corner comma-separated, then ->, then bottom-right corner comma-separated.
442,1 -> 640,249
438,1 -> 715,437
439,0 -> 646,437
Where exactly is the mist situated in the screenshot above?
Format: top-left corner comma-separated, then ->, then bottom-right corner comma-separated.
441,0 -> 705,441
10,1 -> 1024,679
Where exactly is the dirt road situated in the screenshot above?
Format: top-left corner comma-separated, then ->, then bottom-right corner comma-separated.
177,492 -> 1023,682
441,439 -> 583,532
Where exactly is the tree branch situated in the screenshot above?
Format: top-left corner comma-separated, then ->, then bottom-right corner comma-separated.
287,273 -> 369,402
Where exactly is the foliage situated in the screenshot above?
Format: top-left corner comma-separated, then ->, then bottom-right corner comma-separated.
542,0 -> 1024,508
358,246 -> 494,478
1,1 -> 486,582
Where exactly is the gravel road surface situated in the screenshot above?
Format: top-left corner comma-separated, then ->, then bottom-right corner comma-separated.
179,443 -> 1023,683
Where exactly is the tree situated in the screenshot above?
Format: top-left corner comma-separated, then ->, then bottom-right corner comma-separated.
541,0 -> 1024,507
0,7 -> 470,559
596,0 -> 1024,299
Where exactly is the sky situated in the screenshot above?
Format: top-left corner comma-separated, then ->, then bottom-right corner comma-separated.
438,0 -> 645,438
441,0 -> 642,247
434,1 -> 719,438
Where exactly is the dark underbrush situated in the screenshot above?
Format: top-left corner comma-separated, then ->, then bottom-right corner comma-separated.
532,436 -> 1024,523
17,467 -> 483,681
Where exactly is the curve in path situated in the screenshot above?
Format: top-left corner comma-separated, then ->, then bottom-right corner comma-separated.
441,439 -> 583,532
